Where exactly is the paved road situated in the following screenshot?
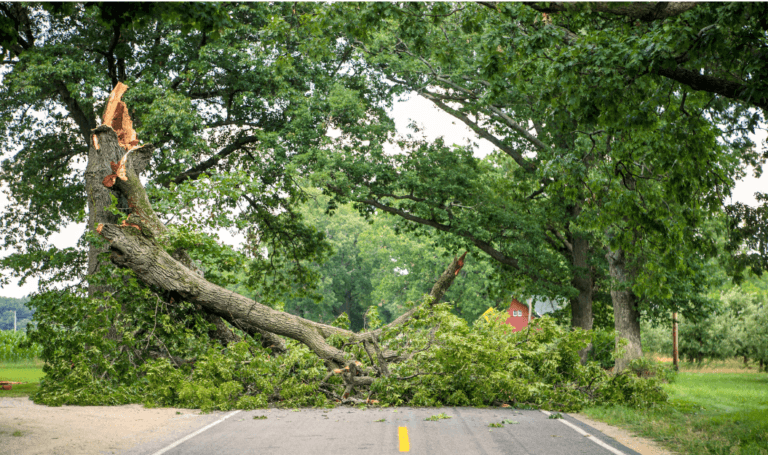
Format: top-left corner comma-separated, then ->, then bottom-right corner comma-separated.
121,407 -> 640,455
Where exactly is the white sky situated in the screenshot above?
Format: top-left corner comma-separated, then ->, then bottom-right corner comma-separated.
1,94 -> 766,298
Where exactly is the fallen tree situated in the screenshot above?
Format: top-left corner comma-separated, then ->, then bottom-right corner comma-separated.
25,86 -> 672,411
90,84 -> 466,398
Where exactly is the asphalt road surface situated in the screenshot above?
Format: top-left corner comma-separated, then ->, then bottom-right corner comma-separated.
120,407 -> 641,455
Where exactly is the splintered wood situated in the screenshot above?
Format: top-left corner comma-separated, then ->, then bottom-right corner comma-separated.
93,81 -> 140,150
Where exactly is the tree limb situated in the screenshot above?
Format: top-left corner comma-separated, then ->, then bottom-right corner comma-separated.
168,135 -> 260,186
357,196 -> 520,269
655,66 -> 768,113
525,2 -> 700,22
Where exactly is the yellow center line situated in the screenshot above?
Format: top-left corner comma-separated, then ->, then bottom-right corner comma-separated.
398,426 -> 410,452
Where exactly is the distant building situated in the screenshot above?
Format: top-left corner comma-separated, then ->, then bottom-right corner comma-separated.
504,299 -> 534,332
480,297 -> 563,332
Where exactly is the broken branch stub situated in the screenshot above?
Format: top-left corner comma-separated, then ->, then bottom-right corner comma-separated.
93,81 -> 140,150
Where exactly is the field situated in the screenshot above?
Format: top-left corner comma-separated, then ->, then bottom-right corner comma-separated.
0,359 -> 44,398
657,356 -> 764,374
583,357 -> 768,455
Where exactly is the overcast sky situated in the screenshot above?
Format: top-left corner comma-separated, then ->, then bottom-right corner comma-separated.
1,95 -> 766,298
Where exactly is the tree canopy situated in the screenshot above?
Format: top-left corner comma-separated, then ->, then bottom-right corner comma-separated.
312,2 -> 758,367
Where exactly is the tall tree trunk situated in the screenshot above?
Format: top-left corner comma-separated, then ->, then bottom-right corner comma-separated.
606,246 -> 642,371
567,204 -> 594,331
571,232 -> 594,364
570,233 -> 594,331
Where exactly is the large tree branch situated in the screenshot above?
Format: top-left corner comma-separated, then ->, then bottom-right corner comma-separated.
92,123 -> 278,352
654,65 -> 768,113
429,75 -> 551,154
96,127 -> 336,360
53,80 -> 98,145
95,125 -> 466,369
100,223 -> 348,363
420,91 -> 536,172
357,196 -> 520,269
525,2 -> 700,22
105,24 -> 121,87
519,3 -> 766,112
168,135 -> 260,186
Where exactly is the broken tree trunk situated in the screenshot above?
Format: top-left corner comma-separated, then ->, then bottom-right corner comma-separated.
86,83 -> 251,350
93,84 -> 464,395
96,143 -> 464,364
85,83 -> 151,295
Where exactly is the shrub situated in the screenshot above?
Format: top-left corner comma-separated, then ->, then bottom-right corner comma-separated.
587,328 -> 618,369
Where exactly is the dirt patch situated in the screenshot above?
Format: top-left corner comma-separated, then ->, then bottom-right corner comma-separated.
570,413 -> 675,455
0,397 -> 222,455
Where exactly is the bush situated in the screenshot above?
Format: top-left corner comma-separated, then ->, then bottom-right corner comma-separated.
587,328 -> 618,369
626,357 -> 676,383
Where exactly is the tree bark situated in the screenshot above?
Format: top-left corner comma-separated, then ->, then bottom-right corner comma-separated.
570,232 -> 593,331
570,231 -> 595,364
87,88 -> 246,350
606,246 -> 642,371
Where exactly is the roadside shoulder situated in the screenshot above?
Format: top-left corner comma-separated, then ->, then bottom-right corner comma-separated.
569,413 -> 675,455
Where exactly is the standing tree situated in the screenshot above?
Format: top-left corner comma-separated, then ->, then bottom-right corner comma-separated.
317,2 -> 754,368
273,191 -> 506,329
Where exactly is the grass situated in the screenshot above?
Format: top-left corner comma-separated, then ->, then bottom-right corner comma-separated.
654,355 -> 765,374
0,359 -> 44,398
583,369 -> 768,455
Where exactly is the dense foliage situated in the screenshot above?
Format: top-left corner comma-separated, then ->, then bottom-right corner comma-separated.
27,281 -> 668,411
271,192 -> 509,329
642,277 -> 768,370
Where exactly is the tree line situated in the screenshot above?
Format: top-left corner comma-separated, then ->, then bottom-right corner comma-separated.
643,276 -> 768,370
0,296 -> 32,331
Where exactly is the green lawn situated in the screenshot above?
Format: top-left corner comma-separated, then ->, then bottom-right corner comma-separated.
0,359 -> 44,398
583,372 -> 768,455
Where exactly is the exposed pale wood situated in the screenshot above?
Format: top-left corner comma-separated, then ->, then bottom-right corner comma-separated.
94,82 -> 139,150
